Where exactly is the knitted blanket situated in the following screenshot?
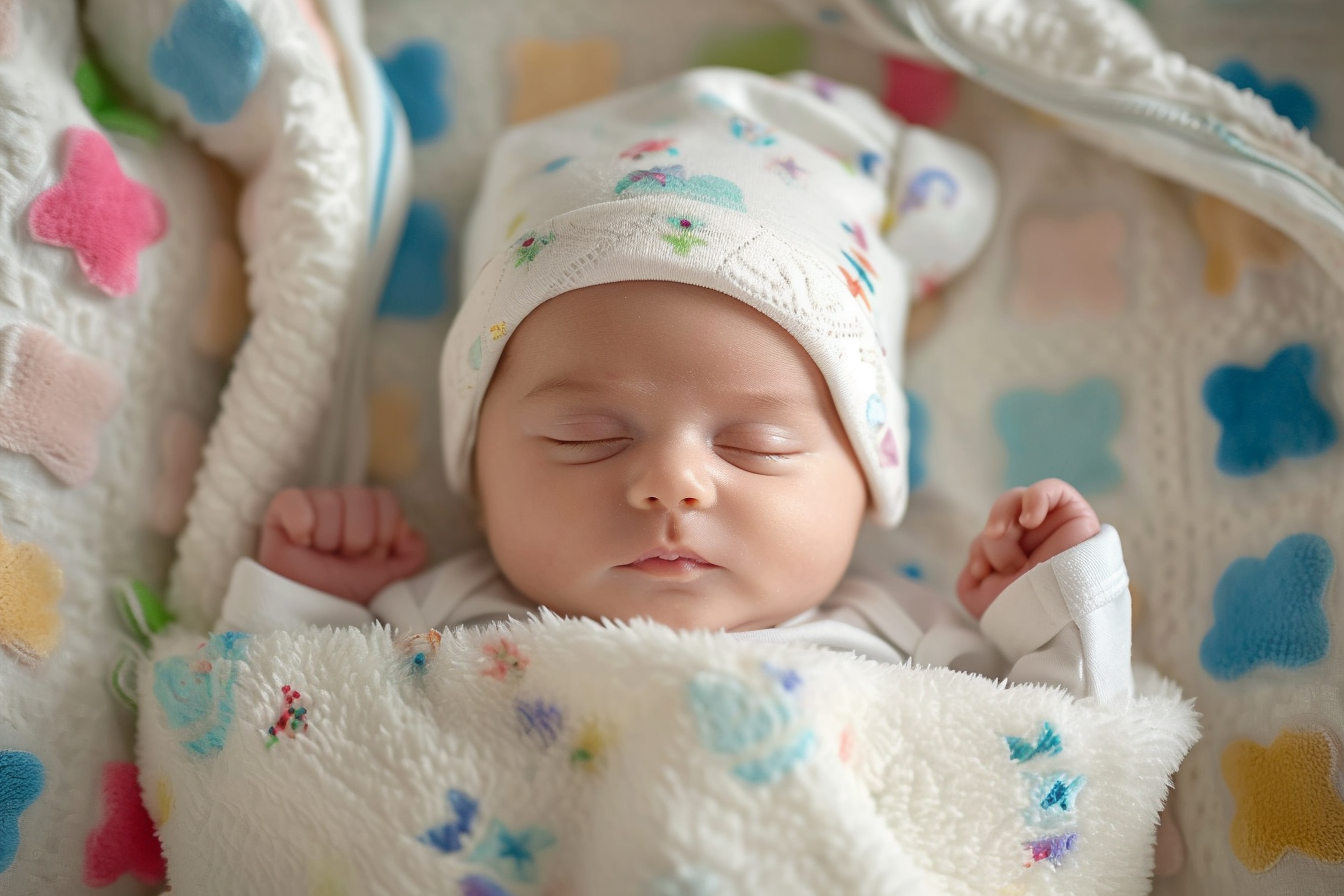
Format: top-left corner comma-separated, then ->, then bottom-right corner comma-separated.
138,615 -> 1197,895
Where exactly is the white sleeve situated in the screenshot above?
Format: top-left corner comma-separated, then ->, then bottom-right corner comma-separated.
979,524 -> 1133,702
217,558 -> 377,633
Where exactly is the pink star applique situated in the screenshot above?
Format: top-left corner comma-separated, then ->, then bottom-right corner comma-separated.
1009,209 -> 1127,322
83,762 -> 166,887
28,127 -> 167,297
0,324 -> 122,487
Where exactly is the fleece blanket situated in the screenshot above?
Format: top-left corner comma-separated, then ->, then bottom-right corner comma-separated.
138,615 -> 1197,895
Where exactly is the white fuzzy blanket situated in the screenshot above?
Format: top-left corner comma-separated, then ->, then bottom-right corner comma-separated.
138,615 -> 1196,895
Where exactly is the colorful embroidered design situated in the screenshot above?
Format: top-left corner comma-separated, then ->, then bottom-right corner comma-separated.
768,157 -> 806,184
380,40 -> 452,142
540,156 -> 572,173
898,169 -> 958,214
468,819 -> 556,884
1005,722 -> 1063,763
398,630 -> 443,675
686,666 -> 815,785
74,57 -> 161,141
264,685 -> 309,747
516,698 -> 564,749
1223,728 -> 1344,871
994,378 -> 1123,494
1215,59 -> 1317,131
621,138 -> 679,160
865,394 -> 886,429
878,428 -> 900,469
420,788 -> 479,853
614,167 -> 745,212
378,201 -> 450,318
570,719 -> 612,769
841,221 -> 868,251
1200,533 -> 1332,680
27,128 -> 167,296
490,322 -> 508,341
730,116 -> 777,146
0,750 -> 43,874
150,0 -> 266,124
838,246 -> 877,310
858,151 -> 883,178
1022,773 -> 1086,825
662,216 -> 707,256
1024,832 -> 1077,867
481,638 -> 529,681
512,230 -> 554,267
1203,343 -> 1336,477
152,632 -> 250,757
1010,210 -> 1127,322
114,579 -> 174,648
459,875 -> 514,896
83,762 -> 166,887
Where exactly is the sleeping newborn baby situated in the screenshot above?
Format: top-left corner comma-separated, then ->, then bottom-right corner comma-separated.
221,67 -> 1133,700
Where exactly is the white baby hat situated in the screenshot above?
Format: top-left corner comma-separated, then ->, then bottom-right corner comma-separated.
443,67 -> 997,526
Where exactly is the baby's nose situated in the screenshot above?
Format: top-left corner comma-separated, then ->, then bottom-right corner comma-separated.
626,440 -> 716,511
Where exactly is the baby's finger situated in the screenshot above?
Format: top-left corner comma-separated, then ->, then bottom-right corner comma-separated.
985,487 -> 1027,538
965,537 -> 991,582
270,488 -> 316,547
982,524 -> 1028,576
309,488 -> 344,553
339,486 -> 377,556
372,488 -> 401,556
1019,479 -> 1067,529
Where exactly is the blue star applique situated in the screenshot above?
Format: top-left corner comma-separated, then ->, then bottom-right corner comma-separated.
1215,59 -> 1317,131
0,751 -> 44,873
468,819 -> 556,884
377,201 -> 450,318
380,41 -> 452,143
1203,343 -> 1337,477
993,377 -> 1122,494
1200,533 -> 1333,680
150,0 -> 265,124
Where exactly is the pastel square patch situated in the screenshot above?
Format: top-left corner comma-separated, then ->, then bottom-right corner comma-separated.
508,38 -> 619,124
150,0 -> 266,124
993,377 -> 1123,494
1203,343 -> 1336,477
1199,533 -> 1332,680
0,323 -> 122,487
1010,210 -> 1127,321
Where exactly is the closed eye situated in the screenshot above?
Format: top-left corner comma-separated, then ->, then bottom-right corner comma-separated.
544,437 -> 631,463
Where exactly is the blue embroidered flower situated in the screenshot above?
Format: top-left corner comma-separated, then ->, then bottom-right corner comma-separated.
1203,343 -> 1337,477
686,667 -> 815,785
380,41 -> 451,142
420,788 -> 479,854
151,632 -> 250,757
1215,59 -> 1317,131
515,698 -> 564,749
468,819 -> 556,884
378,201 -> 450,318
150,0 -> 265,124
1200,533 -> 1332,680
994,378 -> 1123,494
0,751 -> 43,873
1021,772 -> 1086,825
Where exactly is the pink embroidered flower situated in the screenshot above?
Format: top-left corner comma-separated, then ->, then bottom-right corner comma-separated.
620,138 -> 677,160
480,638 -> 529,681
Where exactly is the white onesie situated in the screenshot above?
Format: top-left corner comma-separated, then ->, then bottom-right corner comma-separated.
219,524 -> 1133,701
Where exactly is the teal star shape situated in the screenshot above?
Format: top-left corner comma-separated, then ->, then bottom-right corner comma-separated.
468,819 -> 555,884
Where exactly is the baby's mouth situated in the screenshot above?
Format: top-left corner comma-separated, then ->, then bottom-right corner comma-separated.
621,548 -> 718,578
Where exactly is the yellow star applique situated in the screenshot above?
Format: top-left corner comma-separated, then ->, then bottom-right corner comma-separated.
1193,194 -> 1297,297
0,529 -> 64,663
508,38 -> 620,124
1222,728 -> 1344,871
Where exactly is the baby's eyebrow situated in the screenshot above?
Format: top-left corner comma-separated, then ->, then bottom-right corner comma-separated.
522,376 -> 618,401
522,375 -> 813,413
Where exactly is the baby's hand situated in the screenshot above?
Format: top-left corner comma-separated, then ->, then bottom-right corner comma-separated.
256,487 -> 427,605
955,478 -> 1100,621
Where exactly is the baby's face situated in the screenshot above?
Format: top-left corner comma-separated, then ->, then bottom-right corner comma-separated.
474,281 -> 868,632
